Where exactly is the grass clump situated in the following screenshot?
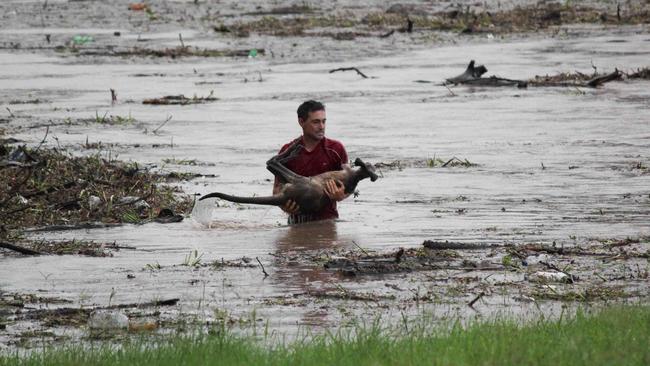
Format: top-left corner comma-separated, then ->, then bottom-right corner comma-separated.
1,305 -> 649,365
94,111 -> 136,125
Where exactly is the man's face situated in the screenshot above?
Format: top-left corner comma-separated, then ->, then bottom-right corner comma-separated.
299,109 -> 326,141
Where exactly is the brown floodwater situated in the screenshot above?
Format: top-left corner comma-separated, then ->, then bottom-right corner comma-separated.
1,0 -> 649,349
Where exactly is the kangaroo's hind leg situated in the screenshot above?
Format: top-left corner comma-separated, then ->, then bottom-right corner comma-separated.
266,142 -> 304,183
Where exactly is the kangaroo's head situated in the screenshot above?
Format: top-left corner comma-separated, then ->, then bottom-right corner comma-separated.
353,158 -> 379,182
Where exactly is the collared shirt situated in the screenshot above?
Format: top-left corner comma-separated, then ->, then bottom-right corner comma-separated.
278,136 -> 348,222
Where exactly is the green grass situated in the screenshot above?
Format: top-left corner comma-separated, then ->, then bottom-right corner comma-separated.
2,305 -> 649,366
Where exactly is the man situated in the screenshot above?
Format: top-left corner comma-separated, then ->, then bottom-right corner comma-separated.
273,100 -> 349,224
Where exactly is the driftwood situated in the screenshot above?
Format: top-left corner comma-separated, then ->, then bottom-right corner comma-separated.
446,60 -> 627,89
446,60 -> 527,87
445,60 -> 488,84
461,76 -> 528,88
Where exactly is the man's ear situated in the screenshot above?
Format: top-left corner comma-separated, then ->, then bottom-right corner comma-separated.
298,118 -> 305,126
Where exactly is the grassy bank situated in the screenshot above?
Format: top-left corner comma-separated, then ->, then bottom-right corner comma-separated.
2,305 -> 648,366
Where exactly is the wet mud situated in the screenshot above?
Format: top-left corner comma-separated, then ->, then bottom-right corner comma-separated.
1,0 -> 650,352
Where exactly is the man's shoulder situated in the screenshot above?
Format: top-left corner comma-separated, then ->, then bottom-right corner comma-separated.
323,137 -> 346,151
279,137 -> 302,153
322,137 -> 347,163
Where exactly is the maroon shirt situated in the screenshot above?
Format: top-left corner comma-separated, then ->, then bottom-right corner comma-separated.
278,136 -> 348,222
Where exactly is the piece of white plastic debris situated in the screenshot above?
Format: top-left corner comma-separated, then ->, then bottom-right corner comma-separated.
88,195 -> 101,210
524,254 -> 550,265
528,271 -> 570,283
88,310 -> 129,330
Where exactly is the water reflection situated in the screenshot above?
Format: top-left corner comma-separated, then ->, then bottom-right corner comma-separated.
272,220 -> 344,326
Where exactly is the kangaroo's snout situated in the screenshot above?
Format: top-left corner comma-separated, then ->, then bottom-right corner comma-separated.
354,158 -> 379,182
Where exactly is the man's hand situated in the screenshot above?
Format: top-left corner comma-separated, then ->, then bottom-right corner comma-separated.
281,199 -> 300,214
324,179 -> 346,202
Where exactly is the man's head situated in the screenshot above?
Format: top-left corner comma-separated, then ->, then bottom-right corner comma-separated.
297,100 -> 326,143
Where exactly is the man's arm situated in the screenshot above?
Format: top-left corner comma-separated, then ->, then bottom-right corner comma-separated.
324,164 -> 351,202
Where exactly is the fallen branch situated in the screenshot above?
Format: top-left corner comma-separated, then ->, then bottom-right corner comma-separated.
352,240 -> 371,256
329,67 -> 369,79
25,222 -> 123,232
34,126 -> 49,152
0,241 -> 41,255
1,204 -> 33,216
468,292 -> 485,308
0,160 -> 40,169
178,33 -> 185,48
110,298 -> 179,309
586,69 -> 622,87
423,240 -> 496,250
379,29 -> 395,38
153,114 -> 173,134
256,257 -> 269,278
627,67 -> 650,79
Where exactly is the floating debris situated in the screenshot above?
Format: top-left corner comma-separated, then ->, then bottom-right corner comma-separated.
0,143 -> 192,242
143,92 -> 218,105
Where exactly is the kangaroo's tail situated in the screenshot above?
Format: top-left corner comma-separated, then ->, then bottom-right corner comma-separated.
199,192 -> 285,206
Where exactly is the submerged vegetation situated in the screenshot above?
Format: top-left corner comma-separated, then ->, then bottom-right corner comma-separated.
1,305 -> 649,366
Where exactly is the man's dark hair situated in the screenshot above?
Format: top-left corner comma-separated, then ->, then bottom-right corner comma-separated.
297,100 -> 325,121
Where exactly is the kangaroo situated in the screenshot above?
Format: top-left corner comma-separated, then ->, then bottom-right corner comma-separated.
199,142 -> 378,214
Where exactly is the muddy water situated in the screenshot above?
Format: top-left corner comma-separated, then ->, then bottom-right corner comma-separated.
1,21 -> 650,344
